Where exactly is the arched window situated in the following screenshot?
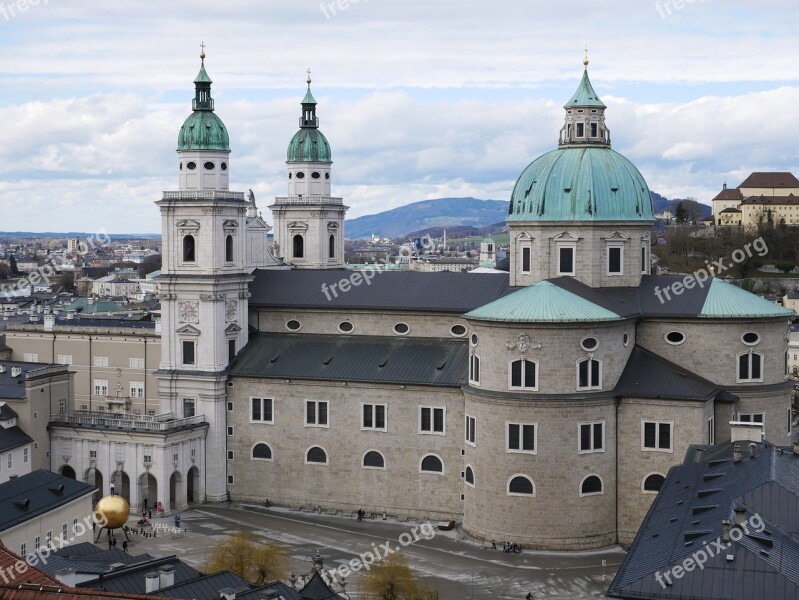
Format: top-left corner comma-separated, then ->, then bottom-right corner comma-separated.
183,235 -> 196,263
420,454 -> 443,473
363,451 -> 385,469
509,359 -> 537,390
577,358 -> 601,390
643,473 -> 665,493
329,234 -> 335,259
306,446 -> 327,465
293,235 -> 304,259
225,235 -> 233,263
465,465 -> 475,487
738,351 -> 763,382
580,475 -> 603,496
507,475 -> 535,496
252,443 -> 272,461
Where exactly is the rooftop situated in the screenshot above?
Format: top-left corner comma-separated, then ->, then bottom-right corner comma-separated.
0,361 -> 62,400
738,171 -> 799,189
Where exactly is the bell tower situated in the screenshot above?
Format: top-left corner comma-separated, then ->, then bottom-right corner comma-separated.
155,49 -> 251,502
270,72 -> 348,269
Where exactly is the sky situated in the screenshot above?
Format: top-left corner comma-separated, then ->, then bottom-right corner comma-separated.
1,0 -> 798,233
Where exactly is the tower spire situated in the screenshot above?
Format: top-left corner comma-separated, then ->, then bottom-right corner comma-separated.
583,46 -> 589,69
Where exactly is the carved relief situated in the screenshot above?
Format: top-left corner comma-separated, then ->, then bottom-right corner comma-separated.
178,300 -> 200,323
225,299 -> 238,322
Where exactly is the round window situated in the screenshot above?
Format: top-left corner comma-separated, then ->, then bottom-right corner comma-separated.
470,334 -> 478,346
338,321 -> 354,333
451,324 -> 467,337
286,320 -> 301,331
581,337 -> 599,351
296,172 -> 305,179
204,161 -> 215,170
742,332 -> 760,346
393,323 -> 410,335
325,173 -> 330,180
623,332 -> 629,347
186,161 -> 197,170
312,172 -> 321,179
221,162 -> 228,171
665,331 -> 685,345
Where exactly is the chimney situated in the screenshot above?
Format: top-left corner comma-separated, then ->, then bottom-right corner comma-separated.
749,443 -> 758,458
722,520 -> 731,543
158,565 -> 175,589
44,315 -> 55,332
219,588 -> 236,600
0,365 -> 5,373
733,444 -> 742,463
734,507 -> 747,527
145,573 -> 160,593
66,311 -> 75,320
730,421 -> 763,444
11,367 -> 22,377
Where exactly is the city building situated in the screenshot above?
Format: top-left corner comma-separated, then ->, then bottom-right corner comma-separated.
711,172 -> 799,226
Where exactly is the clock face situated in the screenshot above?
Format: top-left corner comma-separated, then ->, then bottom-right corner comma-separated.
225,299 -> 238,323
178,301 -> 200,324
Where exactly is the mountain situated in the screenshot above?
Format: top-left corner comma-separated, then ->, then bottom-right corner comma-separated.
651,192 -> 712,219
344,197 -> 508,239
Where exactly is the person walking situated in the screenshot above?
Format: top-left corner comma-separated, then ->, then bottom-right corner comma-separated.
122,540 -> 128,552
111,537 -> 117,548
148,509 -> 152,519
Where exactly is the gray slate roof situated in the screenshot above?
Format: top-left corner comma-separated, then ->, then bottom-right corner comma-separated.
230,333 -> 468,387
78,556 -> 202,595
608,442 -> 799,599
249,269 -> 515,313
0,470 -> 95,532
0,403 -> 18,420
0,426 -> 33,453
0,361 -> 54,399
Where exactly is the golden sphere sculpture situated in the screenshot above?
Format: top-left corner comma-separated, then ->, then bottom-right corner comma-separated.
95,495 -> 130,529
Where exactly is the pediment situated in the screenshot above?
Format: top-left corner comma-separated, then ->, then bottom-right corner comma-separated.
176,219 -> 201,230
175,324 -> 201,336
225,323 -> 242,334
553,231 -> 580,242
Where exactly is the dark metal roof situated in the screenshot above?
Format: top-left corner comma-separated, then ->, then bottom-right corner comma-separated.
249,269 -> 514,313
0,425 -> 34,453
236,582 -> 302,600
231,333 -> 468,387
0,470 -> 96,532
548,277 -> 641,318
608,442 -> 799,599
299,572 -> 345,600
615,347 -> 738,402
146,571 -> 251,599
0,361 -> 55,399
79,557 -> 201,595
0,403 -> 18,420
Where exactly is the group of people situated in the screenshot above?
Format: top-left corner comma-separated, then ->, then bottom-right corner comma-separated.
106,532 -> 128,552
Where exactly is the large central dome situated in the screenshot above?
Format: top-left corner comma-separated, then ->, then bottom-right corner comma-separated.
507,146 -> 653,222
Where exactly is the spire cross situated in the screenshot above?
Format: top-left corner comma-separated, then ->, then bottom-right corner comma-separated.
307,68 -> 312,86
200,41 -> 206,61
583,46 -> 589,68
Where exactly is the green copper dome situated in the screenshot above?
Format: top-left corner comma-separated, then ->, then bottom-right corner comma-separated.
507,147 -> 654,222
287,80 -> 332,163
177,59 -> 230,152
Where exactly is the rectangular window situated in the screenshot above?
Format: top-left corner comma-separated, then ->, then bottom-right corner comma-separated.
227,475 -> 234,485
521,246 -> 531,273
227,401 -> 234,412
23,447 -> 28,463
738,353 -> 763,382
23,353 -> 38,362
608,247 -> 622,275
227,450 -> 234,460
228,339 -> 236,363
227,426 -> 234,436
578,359 -> 601,389
362,404 -> 386,431
130,358 -> 145,369
93,379 -> 108,396
576,122 -> 585,137
306,400 -> 329,427
579,421 -> 604,453
507,422 -> 536,453
738,413 -> 764,423
58,400 -> 66,414
62,523 -> 68,540
143,453 -> 152,464
707,416 -> 715,445
590,122 -> 598,137
182,398 -> 195,418
641,246 -> 647,274
465,415 -> 476,446
89,449 -> 98,459
182,341 -> 196,366
20,543 -> 26,557
642,420 -> 673,451
93,356 -> 109,367
130,382 -> 144,398
469,355 -> 480,385
558,247 -> 575,275
420,406 -> 445,434
46,531 -> 52,546
57,355 -> 73,365
251,397 -> 274,423
34,536 -> 40,552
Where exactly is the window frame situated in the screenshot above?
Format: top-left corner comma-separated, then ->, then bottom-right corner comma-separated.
579,474 -> 604,497
362,450 -> 386,470
465,415 -> 476,446
419,453 -> 445,475
506,422 -> 537,455
707,416 -> 715,445
250,397 -> 275,424
251,442 -> 273,462
641,420 -> 674,453
521,245 -> 532,274
181,340 -> 196,366
557,245 -> 576,276
93,379 -> 109,396
361,403 -> 387,432
642,472 -> 666,494
606,245 -> 623,276
464,464 -> 475,488
305,400 -> 330,428
469,354 -> 480,386
305,445 -> 329,466
507,474 -> 536,497
508,358 -> 539,391
576,358 -> 602,391
419,406 -> 446,435
578,420 -> 605,454
737,350 -> 764,383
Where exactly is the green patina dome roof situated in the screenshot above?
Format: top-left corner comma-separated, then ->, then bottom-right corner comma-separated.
507,147 -> 654,222
178,110 -> 230,152
287,128 -> 331,163
177,59 -> 230,152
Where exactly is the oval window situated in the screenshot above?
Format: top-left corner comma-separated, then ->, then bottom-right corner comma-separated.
325,173 -> 330,180
179,163 -> 183,171
221,162 -> 228,171
623,332 -> 629,347
451,324 -> 467,337
186,161 -> 197,170
296,172 -> 305,179
288,173 -> 292,179
204,161 -> 215,170
338,321 -> 354,333
471,334 -> 478,346
312,172 -> 321,179
286,320 -> 301,331
581,337 -> 599,351
393,323 -> 410,335
665,331 -> 685,345
742,332 -> 760,346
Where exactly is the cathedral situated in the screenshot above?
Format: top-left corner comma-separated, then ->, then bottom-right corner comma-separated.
37,52 -> 795,550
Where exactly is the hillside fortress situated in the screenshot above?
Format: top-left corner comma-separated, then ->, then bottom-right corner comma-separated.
8,53 -> 793,550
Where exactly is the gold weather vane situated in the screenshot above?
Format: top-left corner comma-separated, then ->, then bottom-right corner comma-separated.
200,41 -> 206,61
584,46 -> 589,68
307,68 -> 312,86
